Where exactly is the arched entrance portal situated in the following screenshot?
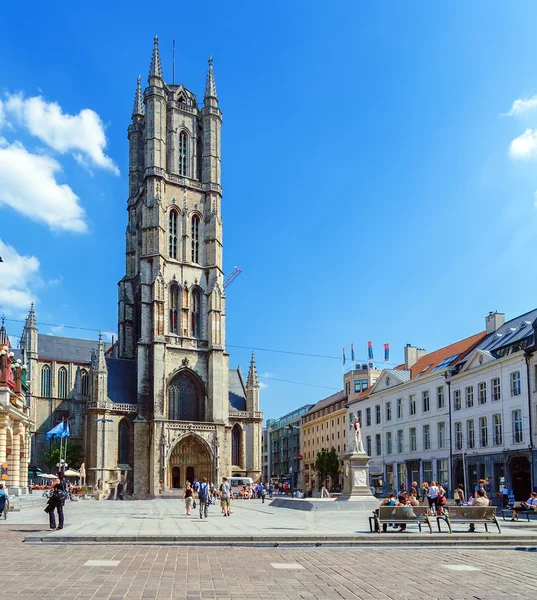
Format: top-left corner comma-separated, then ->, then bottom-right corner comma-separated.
168,435 -> 212,489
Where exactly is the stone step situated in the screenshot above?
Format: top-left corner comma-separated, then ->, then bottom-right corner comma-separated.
23,533 -> 537,547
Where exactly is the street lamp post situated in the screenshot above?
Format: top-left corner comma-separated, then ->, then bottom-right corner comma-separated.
288,424 -> 295,498
94,417 -> 113,492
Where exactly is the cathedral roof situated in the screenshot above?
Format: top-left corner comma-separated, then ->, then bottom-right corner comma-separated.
229,368 -> 247,411
37,334 -> 111,363
106,357 -> 137,404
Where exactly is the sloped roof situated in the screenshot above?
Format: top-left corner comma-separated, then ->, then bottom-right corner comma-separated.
37,334 -> 111,363
306,390 -> 347,415
476,308 -> 537,354
106,358 -> 137,404
229,368 -> 247,411
384,368 -> 411,383
410,331 -> 486,379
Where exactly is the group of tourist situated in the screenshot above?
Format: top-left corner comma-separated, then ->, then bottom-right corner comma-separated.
182,478 -> 270,518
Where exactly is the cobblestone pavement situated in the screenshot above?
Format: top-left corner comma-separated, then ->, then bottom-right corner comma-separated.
1,525 -> 536,599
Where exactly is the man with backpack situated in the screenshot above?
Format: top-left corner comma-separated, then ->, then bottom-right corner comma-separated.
45,474 -> 67,530
198,477 -> 209,519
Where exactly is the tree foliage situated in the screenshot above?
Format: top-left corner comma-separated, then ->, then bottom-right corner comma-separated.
314,447 -> 340,490
43,443 -> 84,470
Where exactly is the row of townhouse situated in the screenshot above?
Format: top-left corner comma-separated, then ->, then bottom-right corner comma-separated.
346,309 -> 537,500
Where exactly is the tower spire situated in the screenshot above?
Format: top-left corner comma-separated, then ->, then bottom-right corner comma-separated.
0,314 -> 7,347
149,34 -> 163,83
132,74 -> 144,118
247,351 -> 260,388
26,303 -> 37,330
204,55 -> 218,101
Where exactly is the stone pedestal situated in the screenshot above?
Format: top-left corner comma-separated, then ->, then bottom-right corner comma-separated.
341,451 -> 376,500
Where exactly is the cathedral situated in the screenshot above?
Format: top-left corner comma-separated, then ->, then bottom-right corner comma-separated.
9,37 -> 263,497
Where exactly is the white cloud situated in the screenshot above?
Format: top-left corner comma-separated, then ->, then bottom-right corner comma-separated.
0,141 -> 87,232
259,381 -> 269,389
101,331 -> 116,342
4,93 -> 119,175
501,95 -> 537,117
509,128 -> 537,159
49,325 -> 65,335
0,238 -> 40,315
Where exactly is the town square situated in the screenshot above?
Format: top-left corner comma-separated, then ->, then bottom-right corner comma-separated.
2,1 -> 537,598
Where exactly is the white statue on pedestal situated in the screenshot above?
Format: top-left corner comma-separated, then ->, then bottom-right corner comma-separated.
353,419 -> 366,454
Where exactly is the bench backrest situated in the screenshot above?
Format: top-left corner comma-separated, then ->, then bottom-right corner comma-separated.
378,505 -> 429,521
447,506 -> 496,520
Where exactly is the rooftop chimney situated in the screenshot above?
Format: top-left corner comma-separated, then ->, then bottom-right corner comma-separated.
404,344 -> 427,369
486,311 -> 505,335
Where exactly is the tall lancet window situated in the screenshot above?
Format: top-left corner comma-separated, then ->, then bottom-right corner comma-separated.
179,131 -> 188,176
80,369 -> 89,396
168,209 -> 178,259
191,288 -> 201,338
191,215 -> 200,263
169,283 -> 179,334
41,365 -> 51,398
58,367 -> 68,399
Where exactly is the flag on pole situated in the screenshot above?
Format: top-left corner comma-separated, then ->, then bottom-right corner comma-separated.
342,348 -> 346,366
45,419 -> 70,441
350,344 -> 355,362
367,341 -> 374,361
384,343 -> 390,362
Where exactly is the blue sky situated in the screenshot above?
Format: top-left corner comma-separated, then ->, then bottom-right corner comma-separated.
1,2 -> 537,421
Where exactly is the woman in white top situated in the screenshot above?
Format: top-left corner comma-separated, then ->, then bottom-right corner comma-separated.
427,481 -> 439,513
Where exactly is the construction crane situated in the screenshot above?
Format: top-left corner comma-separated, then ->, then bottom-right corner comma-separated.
223,267 -> 242,289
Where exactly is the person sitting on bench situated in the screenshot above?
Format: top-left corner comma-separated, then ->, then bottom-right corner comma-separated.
511,492 -> 537,521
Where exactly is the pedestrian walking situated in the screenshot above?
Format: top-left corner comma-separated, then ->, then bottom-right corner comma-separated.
182,481 -> 194,515
261,485 -> 266,504
198,477 -> 209,519
220,477 -> 231,516
427,481 -> 439,514
0,484 -> 10,520
45,474 -> 67,530
454,483 -> 465,506
116,477 -> 125,500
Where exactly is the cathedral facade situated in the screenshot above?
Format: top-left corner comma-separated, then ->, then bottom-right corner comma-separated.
17,37 -> 263,497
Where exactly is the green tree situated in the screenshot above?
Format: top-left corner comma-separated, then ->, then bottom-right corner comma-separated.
314,449 -> 329,491
326,448 -> 340,488
43,443 -> 84,471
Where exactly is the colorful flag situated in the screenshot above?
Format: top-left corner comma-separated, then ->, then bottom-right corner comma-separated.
351,344 -> 355,362
384,343 -> 390,362
367,341 -> 373,361
342,348 -> 346,366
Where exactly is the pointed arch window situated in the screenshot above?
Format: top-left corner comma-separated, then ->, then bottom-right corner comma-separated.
232,424 -> 242,467
168,209 -> 178,259
169,283 -> 179,334
118,418 -> 132,466
179,131 -> 188,176
191,288 -> 201,338
41,365 -> 51,398
191,215 -> 200,263
58,367 -> 68,399
80,369 -> 89,396
168,371 -> 205,421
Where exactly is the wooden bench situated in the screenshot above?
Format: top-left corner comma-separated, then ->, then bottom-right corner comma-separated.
372,505 -> 433,533
501,508 -> 537,522
435,506 -> 501,533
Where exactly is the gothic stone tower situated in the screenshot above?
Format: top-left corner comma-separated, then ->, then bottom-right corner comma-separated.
118,37 -> 255,496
